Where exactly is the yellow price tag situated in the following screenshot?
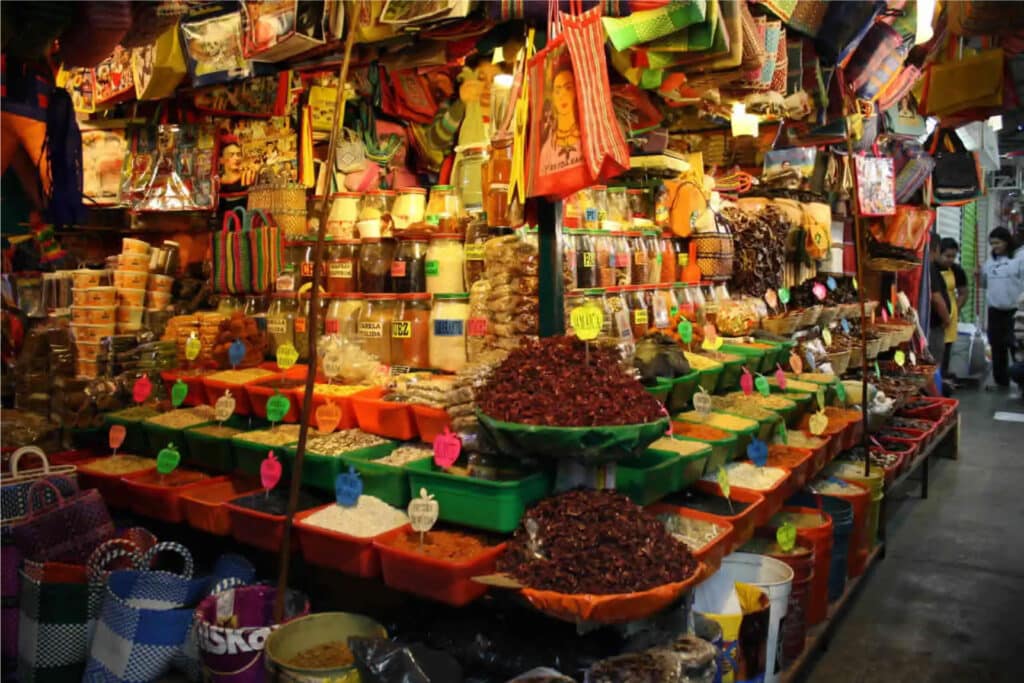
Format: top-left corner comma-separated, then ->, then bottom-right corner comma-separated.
717,467 -> 731,497
276,342 -> 299,370
809,411 -> 828,436
822,328 -> 832,347
184,335 -> 201,361
701,336 -> 723,351
894,350 -> 906,367
570,304 -> 604,341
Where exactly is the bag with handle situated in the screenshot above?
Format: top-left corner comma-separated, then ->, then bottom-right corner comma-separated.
853,154 -> 896,217
920,47 -> 1004,118
893,142 -> 935,204
814,0 -> 884,66
12,479 -> 115,564
926,128 -> 982,204
17,530 -> 156,683
211,207 -> 281,295
1,446 -> 78,521
846,22 -> 907,102
84,543 -> 255,683
870,205 -> 935,253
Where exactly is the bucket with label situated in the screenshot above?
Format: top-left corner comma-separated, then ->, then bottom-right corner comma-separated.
695,574 -> 771,683
772,504 -> 832,626
196,585 -> 309,683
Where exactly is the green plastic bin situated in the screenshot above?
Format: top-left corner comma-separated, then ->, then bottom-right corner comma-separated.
404,458 -> 552,533
696,365 -> 724,395
715,407 -> 779,443
677,411 -> 757,462
647,439 -> 712,492
617,450 -> 684,505
142,419 -> 212,460
716,357 -> 746,394
720,344 -> 767,375
284,442 -> 398,500
182,416 -> 252,472
667,370 -> 701,413
232,434 -> 298,479
644,377 -> 673,404
105,408 -> 159,456
672,431 -> 737,476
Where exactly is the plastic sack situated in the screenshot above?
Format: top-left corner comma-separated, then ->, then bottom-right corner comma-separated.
350,637 -> 463,683
476,412 -> 670,466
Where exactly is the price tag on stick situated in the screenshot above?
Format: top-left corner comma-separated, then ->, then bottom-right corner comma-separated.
261,451 -> 282,494
171,380 -> 188,408
765,289 -> 778,310
755,375 -> 770,397
433,427 -> 462,468
215,391 -> 236,424
133,375 -> 152,404
266,393 -> 291,425
276,342 -> 299,370
740,368 -> 754,396
335,466 -> 363,507
809,411 -> 828,436
185,334 -> 201,362
694,389 -> 712,417
775,364 -> 787,390
109,424 -> 126,455
748,438 -> 768,467
813,282 -> 827,301
156,443 -> 180,476
826,276 -> 837,291
316,401 -> 342,434
777,522 -> 797,552
322,350 -> 343,381
570,304 -> 603,341
790,353 -> 803,376
778,287 -> 791,307
716,468 -> 734,514
408,488 -> 439,549
677,318 -> 693,345
229,340 -> 246,369
894,350 -> 906,367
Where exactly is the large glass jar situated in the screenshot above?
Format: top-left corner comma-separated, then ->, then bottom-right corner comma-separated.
625,285 -> 649,339
613,232 -> 632,285
327,192 -> 360,238
628,231 -> 649,285
575,230 -> 598,289
674,237 -> 688,278
562,230 -> 578,290
295,293 -> 320,361
628,188 -> 649,220
592,186 -> 609,229
594,231 -> 616,288
326,239 -> 359,294
660,233 -> 676,283
358,191 -> 391,239
429,293 -> 469,373
266,293 -> 297,355
359,238 -> 395,293
655,184 -> 670,230
325,293 -> 363,343
425,185 -> 463,234
486,137 -> 521,227
358,293 -> 396,364
391,235 -> 428,293
464,215 -> 490,288
392,187 -> 426,231
425,234 -> 465,294
390,293 -> 432,368
645,232 -> 662,285
453,145 -> 488,213
652,285 -> 673,330
604,286 -> 635,359
606,187 -> 630,231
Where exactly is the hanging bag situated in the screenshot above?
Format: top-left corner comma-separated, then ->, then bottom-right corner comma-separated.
927,128 -> 982,204
845,22 -> 906,102
870,205 -> 935,253
212,208 -> 280,295
12,479 -> 115,564
920,46 -> 1004,118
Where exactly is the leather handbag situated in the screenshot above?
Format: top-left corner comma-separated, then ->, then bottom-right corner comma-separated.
927,128 -> 982,204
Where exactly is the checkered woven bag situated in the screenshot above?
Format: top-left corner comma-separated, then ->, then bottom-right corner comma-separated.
11,479 -> 115,565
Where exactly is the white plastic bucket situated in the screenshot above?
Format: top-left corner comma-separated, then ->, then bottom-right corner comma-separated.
721,552 -> 794,683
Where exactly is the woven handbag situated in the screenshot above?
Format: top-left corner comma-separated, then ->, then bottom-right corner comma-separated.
11,479 -> 115,564
0,447 -> 77,522
212,208 -> 280,295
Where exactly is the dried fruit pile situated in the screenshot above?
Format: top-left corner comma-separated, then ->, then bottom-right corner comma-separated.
722,205 -> 788,298
497,490 -> 697,594
477,336 -> 663,426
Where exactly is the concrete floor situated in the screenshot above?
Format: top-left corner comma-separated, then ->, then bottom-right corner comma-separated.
803,388 -> 1024,683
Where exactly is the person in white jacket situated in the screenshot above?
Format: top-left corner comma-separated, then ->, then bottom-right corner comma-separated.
982,227 -> 1024,387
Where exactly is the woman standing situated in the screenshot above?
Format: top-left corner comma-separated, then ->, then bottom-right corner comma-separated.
982,227 -> 1024,387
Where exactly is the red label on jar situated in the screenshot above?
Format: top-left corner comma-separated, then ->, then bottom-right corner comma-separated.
467,318 -> 488,336
325,319 -> 340,334
300,261 -> 314,277
615,253 -> 629,268
391,260 -> 407,278
294,317 -> 307,334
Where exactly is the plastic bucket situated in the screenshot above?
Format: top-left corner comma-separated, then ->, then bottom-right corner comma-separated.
823,463 -> 885,550
774,503 -> 834,626
812,479 -> 869,578
264,612 -> 386,682
196,585 -> 309,683
721,553 -> 795,683
695,578 -> 771,683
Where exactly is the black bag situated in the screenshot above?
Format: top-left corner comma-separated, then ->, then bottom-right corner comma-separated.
926,128 -> 981,204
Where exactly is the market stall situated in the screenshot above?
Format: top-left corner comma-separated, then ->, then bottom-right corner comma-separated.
5,0 -> 1005,681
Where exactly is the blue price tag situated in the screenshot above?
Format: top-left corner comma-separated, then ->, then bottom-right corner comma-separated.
826,276 -> 837,291
228,340 -> 247,368
841,318 -> 851,334
805,350 -> 817,371
335,466 -> 363,507
747,438 -> 768,467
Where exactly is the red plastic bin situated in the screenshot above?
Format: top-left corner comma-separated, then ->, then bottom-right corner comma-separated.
121,469 -> 224,523
691,481 -> 766,553
293,505 -> 404,577
645,503 -> 734,574
351,388 -> 418,440
899,396 -> 958,423
224,491 -> 322,553
373,527 -> 507,606
293,386 -> 376,431
410,404 -> 453,444
766,445 -> 816,493
730,473 -> 791,526
160,369 -> 212,407
76,458 -> 156,509
245,376 -> 306,423
179,477 -> 262,536
877,436 -> 920,467
203,370 -> 285,416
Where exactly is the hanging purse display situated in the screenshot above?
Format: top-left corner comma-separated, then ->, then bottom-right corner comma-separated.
927,128 -> 982,204
853,153 -> 896,217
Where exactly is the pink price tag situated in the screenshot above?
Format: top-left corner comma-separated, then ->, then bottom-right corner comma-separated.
881,307 -> 889,323
740,368 -> 754,396
260,452 -> 282,491
132,375 -> 152,404
813,282 -> 827,301
659,405 -> 672,436
775,364 -> 787,390
433,427 -> 462,467
108,424 -> 126,452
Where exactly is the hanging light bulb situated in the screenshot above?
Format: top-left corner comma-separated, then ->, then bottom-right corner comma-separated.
916,0 -> 936,45
731,103 -> 758,137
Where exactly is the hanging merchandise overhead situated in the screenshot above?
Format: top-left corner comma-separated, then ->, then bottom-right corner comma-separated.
4,0 -> 997,680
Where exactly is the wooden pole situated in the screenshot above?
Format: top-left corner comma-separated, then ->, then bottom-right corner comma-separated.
274,24 -> 357,622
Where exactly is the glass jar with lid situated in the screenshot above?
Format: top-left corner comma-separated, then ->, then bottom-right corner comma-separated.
604,286 -> 635,359
266,292 -> 297,355
425,185 -> 464,234
391,293 -> 432,368
592,186 -> 609,229
392,187 -> 426,231
327,192 -> 361,238
358,293 -> 396,364
606,187 -> 630,230
325,238 -> 360,294
453,145 -> 489,213
359,238 -> 395,293
391,235 -> 429,293
627,231 -> 649,285
358,191 -> 391,239
645,232 -> 662,285
689,283 -> 707,323
486,137 -> 522,227
575,230 -> 598,289
594,231 -> 616,288
463,214 -> 490,287
612,232 -> 632,285
625,285 -> 649,339
660,233 -> 676,283
425,233 -> 465,294
325,293 -> 364,343
429,293 -> 469,373
628,188 -> 649,221
652,285 -> 674,330
562,230 -> 578,290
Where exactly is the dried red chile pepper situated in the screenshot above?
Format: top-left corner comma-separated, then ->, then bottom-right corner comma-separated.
478,337 -> 663,426
497,489 -> 697,594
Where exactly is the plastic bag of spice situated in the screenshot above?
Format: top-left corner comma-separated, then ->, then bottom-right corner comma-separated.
350,637 -> 463,683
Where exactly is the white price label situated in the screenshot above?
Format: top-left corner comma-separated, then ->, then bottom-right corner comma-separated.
322,350 -> 343,379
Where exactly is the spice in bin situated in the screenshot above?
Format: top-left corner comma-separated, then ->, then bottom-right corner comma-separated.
313,384 -> 371,397
253,377 -> 306,392
766,444 -> 812,470
702,462 -> 787,490
664,487 -> 752,517
784,431 -> 827,451
79,454 -> 155,475
657,513 -> 725,552
380,527 -> 499,562
497,489 -> 697,594
206,368 -> 276,384
376,444 -> 433,467
144,405 -> 216,429
300,495 -> 408,537
188,424 -> 242,439
238,425 -> 302,446
648,436 -> 711,457
722,391 -> 795,411
306,429 -> 391,456
677,411 -> 756,434
710,396 -> 779,422
107,406 -> 160,421
231,488 -> 322,516
286,643 -> 354,669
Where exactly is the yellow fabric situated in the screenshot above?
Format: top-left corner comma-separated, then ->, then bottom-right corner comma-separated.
942,268 -> 958,343
132,26 -> 187,101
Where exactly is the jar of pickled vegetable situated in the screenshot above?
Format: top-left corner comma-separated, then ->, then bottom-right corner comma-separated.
625,285 -> 649,339
562,230 -> 578,290
266,292 -> 297,355
391,293 -> 432,368
575,230 -> 598,289
359,238 -> 395,293
325,292 -> 363,343
392,187 -> 426,231
358,293 -> 396,364
426,233 -> 465,294
628,231 -> 649,285
325,238 -> 360,294
429,293 -> 469,372
613,233 -> 632,285
391,235 -> 428,293
360,190 -> 394,238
